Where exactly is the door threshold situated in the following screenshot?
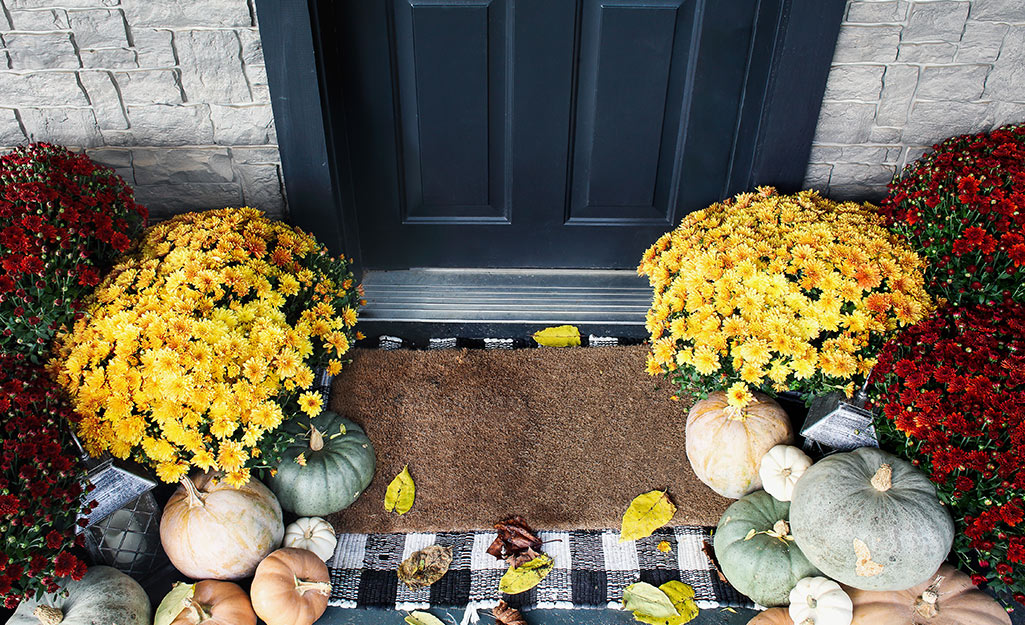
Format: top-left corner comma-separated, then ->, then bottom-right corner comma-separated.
358,269 -> 652,343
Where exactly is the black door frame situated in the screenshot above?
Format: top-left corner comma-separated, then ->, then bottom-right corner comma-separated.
255,0 -> 846,274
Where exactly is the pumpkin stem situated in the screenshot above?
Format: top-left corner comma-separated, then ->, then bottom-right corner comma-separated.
723,406 -> 747,422
870,464 -> 893,492
309,426 -> 325,452
771,519 -> 790,537
180,476 -> 205,509
32,606 -> 63,625
294,575 -> 333,597
914,577 -> 944,619
188,599 -> 213,623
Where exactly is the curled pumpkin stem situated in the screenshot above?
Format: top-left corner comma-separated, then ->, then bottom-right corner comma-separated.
33,606 -> 64,625
914,577 -> 944,618
180,476 -> 205,508
309,426 -> 325,452
870,464 -> 893,492
188,600 -> 213,623
294,575 -> 332,597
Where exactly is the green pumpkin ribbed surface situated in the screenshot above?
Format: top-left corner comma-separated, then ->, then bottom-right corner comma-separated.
713,490 -> 820,607
267,411 -> 376,516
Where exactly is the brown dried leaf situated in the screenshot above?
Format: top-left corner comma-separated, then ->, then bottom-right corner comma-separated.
396,545 -> 453,590
492,600 -> 527,625
487,516 -> 543,565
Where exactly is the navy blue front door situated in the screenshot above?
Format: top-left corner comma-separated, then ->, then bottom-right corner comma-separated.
327,0 -> 791,269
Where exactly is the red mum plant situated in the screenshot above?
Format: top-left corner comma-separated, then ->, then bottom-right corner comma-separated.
869,303 -> 1025,600
880,124 -> 1025,307
0,355 -> 93,609
0,143 -> 146,362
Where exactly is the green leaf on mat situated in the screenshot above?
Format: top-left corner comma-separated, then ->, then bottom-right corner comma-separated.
532,325 -> 581,347
499,553 -> 554,594
622,581 -> 699,625
153,582 -> 195,625
384,465 -> 415,515
660,581 -> 699,622
620,490 -> 676,543
404,610 -> 446,625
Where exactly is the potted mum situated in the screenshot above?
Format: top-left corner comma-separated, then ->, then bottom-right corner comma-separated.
0,144 -> 146,362
53,208 -> 362,488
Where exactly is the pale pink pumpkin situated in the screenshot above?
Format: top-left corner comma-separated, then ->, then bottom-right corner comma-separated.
686,391 -> 793,498
747,608 -> 794,625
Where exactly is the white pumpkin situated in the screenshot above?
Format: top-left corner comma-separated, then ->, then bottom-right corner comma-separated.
759,445 -> 813,502
283,517 -> 338,561
789,577 -> 853,625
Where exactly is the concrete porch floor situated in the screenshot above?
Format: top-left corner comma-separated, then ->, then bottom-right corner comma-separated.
319,606 -> 759,624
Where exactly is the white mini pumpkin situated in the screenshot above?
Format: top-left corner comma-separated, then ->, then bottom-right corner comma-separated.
789,577 -> 853,625
759,445 -> 813,502
283,516 -> 338,561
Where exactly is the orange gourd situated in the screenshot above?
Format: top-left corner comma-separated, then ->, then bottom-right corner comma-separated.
168,581 -> 256,625
686,391 -> 793,498
160,472 -> 284,580
250,548 -> 332,625
845,564 -> 1010,625
747,608 -> 794,625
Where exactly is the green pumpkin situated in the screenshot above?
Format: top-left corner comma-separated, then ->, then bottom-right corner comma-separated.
713,490 -> 820,607
267,411 -> 376,516
9,565 -> 151,625
789,447 -> 954,592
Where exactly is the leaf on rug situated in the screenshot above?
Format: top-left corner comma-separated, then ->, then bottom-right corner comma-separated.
532,325 -> 581,347
397,545 -> 453,589
499,554 -> 554,595
385,465 -> 415,515
492,600 -> 528,625
486,516 -> 544,567
404,611 -> 445,625
620,490 -> 677,542
622,581 -> 698,625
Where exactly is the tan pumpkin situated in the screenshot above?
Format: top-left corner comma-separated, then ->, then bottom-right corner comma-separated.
250,548 -> 332,625
162,581 -> 256,625
686,390 -> 794,498
748,608 -> 795,625
160,472 -> 284,580
844,564 -> 1010,625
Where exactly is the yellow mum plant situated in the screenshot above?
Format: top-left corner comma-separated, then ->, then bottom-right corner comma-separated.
638,187 -> 932,408
53,207 -> 363,486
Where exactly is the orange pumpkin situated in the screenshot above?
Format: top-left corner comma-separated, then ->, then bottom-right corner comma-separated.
169,581 -> 256,625
250,548 -> 331,625
686,391 -> 793,498
160,472 -> 284,580
747,608 -> 794,625
845,564 -> 1010,625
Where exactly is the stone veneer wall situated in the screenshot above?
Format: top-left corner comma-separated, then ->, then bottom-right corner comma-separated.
0,0 -> 283,220
804,0 -> 1025,200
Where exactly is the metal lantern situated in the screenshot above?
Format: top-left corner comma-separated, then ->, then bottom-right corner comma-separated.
800,385 -> 878,452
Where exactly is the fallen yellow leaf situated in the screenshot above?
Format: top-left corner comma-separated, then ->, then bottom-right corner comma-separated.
532,325 -> 581,347
404,611 -> 445,625
499,554 -> 554,594
620,490 -> 676,543
657,541 -> 672,553
384,465 -> 415,515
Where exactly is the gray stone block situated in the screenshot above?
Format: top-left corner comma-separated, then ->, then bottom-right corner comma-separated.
830,162 -> 896,187
811,101 -> 877,143
19,107 -> 103,147
827,182 -> 888,202
78,70 -> 128,129
245,63 -> 267,87
210,104 -> 274,145
877,64 -> 919,126
822,65 -> 885,101
8,0 -> 120,7
957,21 -> 1007,63
971,0 -> 1025,21
229,146 -> 281,164
238,28 -> 264,66
251,84 -> 270,103
125,104 -> 214,145
114,69 -> 183,105
901,146 -> 933,169
0,108 -> 26,145
846,0 -> 908,23
132,28 -> 176,68
832,25 -> 901,63
68,9 -> 128,48
175,30 -> 251,104
84,147 -> 132,181
917,65 -> 990,101
133,182 -> 244,218
97,128 -> 133,145
4,33 -> 79,70
897,42 -> 958,63
904,2 -> 970,43
983,26 -> 1025,101
132,147 -> 234,184
8,9 -> 69,30
237,162 -> 285,216
0,72 -> 89,106
121,0 -> 250,28
869,126 -> 903,142
903,101 -> 994,144
80,48 -> 137,69
803,163 -> 832,191
992,102 -> 1025,126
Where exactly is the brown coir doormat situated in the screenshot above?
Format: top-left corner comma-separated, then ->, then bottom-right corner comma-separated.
326,345 -> 731,533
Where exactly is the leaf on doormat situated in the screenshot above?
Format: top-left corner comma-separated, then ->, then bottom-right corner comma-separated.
486,515 -> 544,567
492,600 -> 528,625
384,465 -> 415,514
659,581 -> 698,622
532,325 -> 581,347
397,545 -> 453,589
499,554 -> 554,595
620,490 -> 677,543
404,610 -> 446,625
622,581 -> 699,625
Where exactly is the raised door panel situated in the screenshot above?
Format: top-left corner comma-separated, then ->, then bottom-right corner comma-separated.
567,0 -> 699,226
392,0 -> 511,223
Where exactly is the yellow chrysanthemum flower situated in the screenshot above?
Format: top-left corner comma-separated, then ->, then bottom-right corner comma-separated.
298,391 -> 323,417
